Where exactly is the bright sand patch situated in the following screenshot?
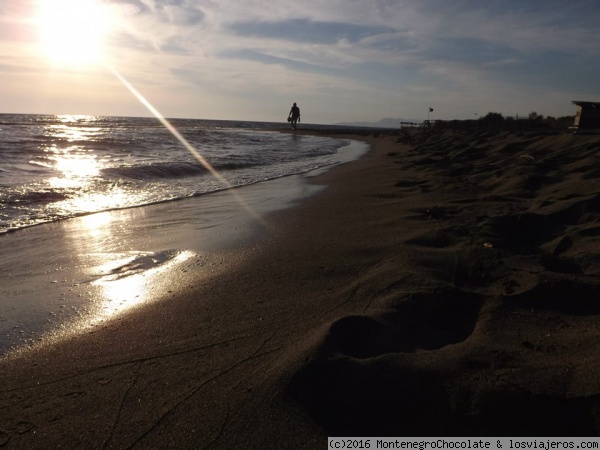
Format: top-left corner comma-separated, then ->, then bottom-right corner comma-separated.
0,129 -> 599,447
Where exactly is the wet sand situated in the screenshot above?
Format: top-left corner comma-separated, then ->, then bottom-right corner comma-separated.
0,129 -> 599,448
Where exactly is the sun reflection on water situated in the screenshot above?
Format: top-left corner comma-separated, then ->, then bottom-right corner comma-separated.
93,256 -> 148,317
58,188 -> 138,214
40,120 -> 103,193
56,114 -> 97,123
36,119 -> 142,214
64,210 -> 194,326
54,155 -> 100,177
79,210 -> 114,235
91,250 -> 194,319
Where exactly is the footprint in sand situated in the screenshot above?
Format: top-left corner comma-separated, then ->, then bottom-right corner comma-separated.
287,288 -> 484,435
315,289 -> 484,359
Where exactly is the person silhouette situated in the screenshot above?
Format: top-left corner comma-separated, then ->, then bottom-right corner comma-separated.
288,102 -> 300,130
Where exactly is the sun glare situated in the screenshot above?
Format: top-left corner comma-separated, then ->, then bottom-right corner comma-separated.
36,0 -> 111,66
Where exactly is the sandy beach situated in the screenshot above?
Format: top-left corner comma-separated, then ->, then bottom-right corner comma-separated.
1,128 -> 599,448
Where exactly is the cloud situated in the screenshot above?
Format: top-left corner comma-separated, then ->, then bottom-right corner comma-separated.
228,19 -> 395,45
220,49 -> 336,74
1,0 -> 599,121
409,0 -> 600,56
107,0 -> 205,25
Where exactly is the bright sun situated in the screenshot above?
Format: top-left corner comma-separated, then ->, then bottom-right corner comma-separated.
36,0 -> 111,66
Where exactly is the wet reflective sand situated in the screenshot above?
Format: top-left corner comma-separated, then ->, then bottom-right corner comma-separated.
0,140 -> 368,356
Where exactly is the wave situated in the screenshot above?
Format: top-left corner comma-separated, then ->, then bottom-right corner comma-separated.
0,114 -> 356,237
102,160 -> 263,180
0,114 -> 218,129
8,190 -> 70,205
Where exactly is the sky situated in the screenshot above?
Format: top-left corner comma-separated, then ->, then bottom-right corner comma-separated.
1,0 -> 599,124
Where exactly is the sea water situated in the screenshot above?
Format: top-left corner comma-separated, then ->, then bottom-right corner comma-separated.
0,113 -> 367,355
0,113 -> 352,235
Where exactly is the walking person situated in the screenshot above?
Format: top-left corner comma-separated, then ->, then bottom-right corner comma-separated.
288,102 -> 300,130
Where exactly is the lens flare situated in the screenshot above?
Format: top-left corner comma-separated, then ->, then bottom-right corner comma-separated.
109,66 -> 267,225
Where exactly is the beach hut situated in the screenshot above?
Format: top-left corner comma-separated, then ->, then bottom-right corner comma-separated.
572,101 -> 600,130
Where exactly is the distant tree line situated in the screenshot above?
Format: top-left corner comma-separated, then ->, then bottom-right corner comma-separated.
430,112 -> 574,132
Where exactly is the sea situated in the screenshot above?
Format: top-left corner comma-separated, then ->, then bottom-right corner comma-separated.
0,113 -> 369,356
0,113 -> 355,235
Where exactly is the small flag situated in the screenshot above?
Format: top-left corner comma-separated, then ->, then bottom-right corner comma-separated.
429,108 -> 434,112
